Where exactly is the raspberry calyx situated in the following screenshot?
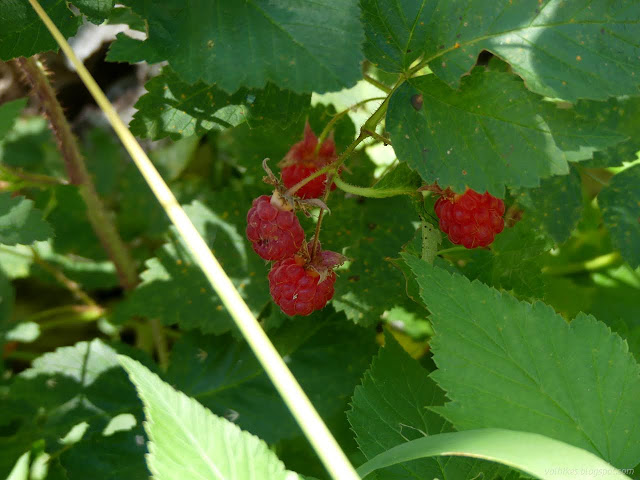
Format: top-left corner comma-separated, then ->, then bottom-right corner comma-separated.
280,122 -> 338,199
268,252 -> 340,316
246,195 -> 305,261
434,188 -> 505,248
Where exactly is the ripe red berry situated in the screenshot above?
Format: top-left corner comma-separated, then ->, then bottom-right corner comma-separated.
268,254 -> 336,316
280,122 -> 337,199
246,195 -> 304,261
434,188 -> 505,248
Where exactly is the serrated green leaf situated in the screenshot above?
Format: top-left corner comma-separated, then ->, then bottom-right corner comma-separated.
72,0 -> 113,23
119,356 -> 298,480
357,429 -> 632,480
387,68 -> 625,196
599,165 -> 640,269
516,167 -> 583,244
130,68 -> 310,141
371,161 -> 422,194
349,334 -> 508,479
0,116 -> 65,179
0,193 -> 53,246
0,0 -> 80,61
106,32 -> 166,64
0,98 -> 26,140
112,195 -> 270,334
360,0 -> 435,73
444,218 -> 551,299
322,194 -> 417,326
404,256 -> 640,469
424,0 -> 640,101
119,0 -> 363,93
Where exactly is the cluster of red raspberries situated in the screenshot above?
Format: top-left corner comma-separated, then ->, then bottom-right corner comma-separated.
246,123 -> 344,316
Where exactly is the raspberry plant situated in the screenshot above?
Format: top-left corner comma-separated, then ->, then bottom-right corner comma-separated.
1,1 -> 640,479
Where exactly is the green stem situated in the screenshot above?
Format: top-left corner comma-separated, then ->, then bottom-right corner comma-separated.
362,128 -> 391,146
436,246 -> 468,256
311,132 -> 369,258
420,218 -> 442,265
542,252 -> 622,276
333,176 -> 415,198
24,304 -> 105,327
362,73 -> 393,93
0,164 -> 66,187
286,163 -> 336,195
316,96 -> 386,149
30,247 -> 97,307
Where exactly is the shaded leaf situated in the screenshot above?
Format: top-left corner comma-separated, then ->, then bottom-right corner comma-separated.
0,0 -> 80,60
599,165 -> 640,269
0,98 -> 26,140
360,0 -> 435,73
0,193 -> 53,246
515,167 -> 583,243
119,0 -> 364,93
111,195 -> 270,334
404,256 -> 640,469
130,69 -> 310,140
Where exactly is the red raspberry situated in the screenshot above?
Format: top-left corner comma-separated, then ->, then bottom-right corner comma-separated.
434,188 -> 505,248
280,122 -> 337,199
268,254 -> 336,316
246,195 -> 304,261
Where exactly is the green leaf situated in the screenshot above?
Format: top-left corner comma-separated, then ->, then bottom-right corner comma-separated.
0,0 -> 80,61
357,428 -> 632,480
387,68 -> 626,196
60,428 -> 149,480
119,356 -> 298,480
516,167 -> 583,244
72,0 -> 114,23
111,195 -> 270,334
130,68 -> 310,141
599,165 -> 640,269
371,161 -> 422,195
120,0 -> 364,93
445,218 -> 551,299
167,315 -> 377,445
0,193 -> 53,246
360,0 -> 435,73
106,33 -> 166,64
424,0 -> 640,101
0,98 -> 26,140
322,193 -> 417,326
403,256 -> 640,469
1,339 -> 154,478
349,334 -> 508,479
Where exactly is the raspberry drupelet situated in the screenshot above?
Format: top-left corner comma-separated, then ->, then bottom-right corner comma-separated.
435,188 -> 505,248
268,254 -> 337,316
246,195 -> 304,261
280,122 -> 338,199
